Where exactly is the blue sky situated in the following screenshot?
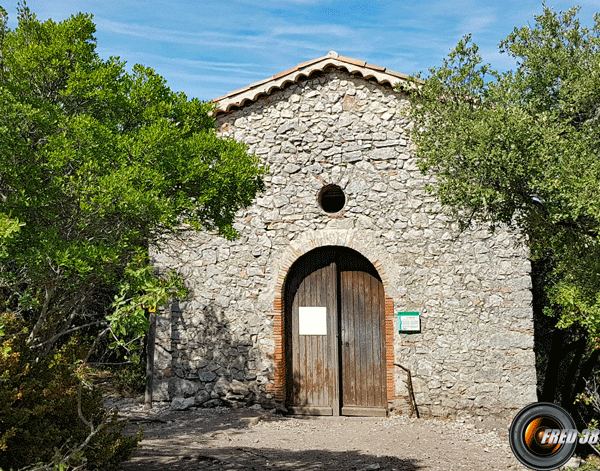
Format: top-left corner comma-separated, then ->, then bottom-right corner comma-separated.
6,1 -> 599,101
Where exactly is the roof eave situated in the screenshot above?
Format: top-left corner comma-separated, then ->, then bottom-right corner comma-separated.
212,51 -> 419,115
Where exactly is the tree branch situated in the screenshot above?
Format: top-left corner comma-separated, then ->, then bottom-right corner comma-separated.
29,320 -> 106,350
84,327 -> 111,364
27,284 -> 54,346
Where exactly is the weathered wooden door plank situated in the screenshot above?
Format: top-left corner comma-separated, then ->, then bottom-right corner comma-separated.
286,252 -> 337,413
339,257 -> 387,415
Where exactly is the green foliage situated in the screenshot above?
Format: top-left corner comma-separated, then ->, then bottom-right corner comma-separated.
112,362 -> 147,396
0,2 -> 265,469
406,5 -> 600,349
580,456 -> 600,470
0,1 -> 265,348
0,313 -> 141,470
575,375 -> 600,438
83,414 -> 142,471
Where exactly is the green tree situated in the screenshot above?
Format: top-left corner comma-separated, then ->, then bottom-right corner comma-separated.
0,3 -> 265,469
405,5 -> 600,412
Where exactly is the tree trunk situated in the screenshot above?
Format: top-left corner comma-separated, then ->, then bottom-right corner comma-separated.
540,327 -> 566,402
144,313 -> 156,410
560,338 -> 586,409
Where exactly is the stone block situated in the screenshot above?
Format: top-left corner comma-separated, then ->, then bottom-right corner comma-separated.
283,163 -> 300,174
204,398 -> 223,408
230,379 -> 251,396
154,344 -> 172,371
172,378 -> 200,398
343,150 -> 362,162
195,390 -> 211,406
171,396 -> 195,410
152,379 -> 170,402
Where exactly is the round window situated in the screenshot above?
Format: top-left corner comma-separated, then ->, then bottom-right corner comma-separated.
318,184 -> 346,213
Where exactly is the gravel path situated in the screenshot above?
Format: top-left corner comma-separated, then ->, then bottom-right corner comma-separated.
113,399 -> 530,471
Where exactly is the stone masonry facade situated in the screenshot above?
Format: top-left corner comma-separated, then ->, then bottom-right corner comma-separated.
151,63 -> 538,418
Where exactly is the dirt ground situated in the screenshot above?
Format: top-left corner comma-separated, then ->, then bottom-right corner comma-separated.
114,398 -> 534,471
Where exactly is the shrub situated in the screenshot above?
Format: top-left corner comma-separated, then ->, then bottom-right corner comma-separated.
0,313 -> 141,470
113,362 -> 147,397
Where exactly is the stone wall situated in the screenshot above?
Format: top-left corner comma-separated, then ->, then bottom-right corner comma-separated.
151,68 -> 537,417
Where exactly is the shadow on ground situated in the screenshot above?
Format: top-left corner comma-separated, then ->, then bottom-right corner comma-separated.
118,409 -> 422,471
121,446 -> 420,471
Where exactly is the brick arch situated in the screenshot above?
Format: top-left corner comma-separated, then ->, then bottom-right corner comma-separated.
273,229 -> 391,294
267,230 -> 395,409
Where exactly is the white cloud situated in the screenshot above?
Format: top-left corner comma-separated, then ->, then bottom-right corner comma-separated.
26,0 -> 582,102
126,53 -> 265,74
242,0 -> 332,4
96,18 -> 264,50
460,13 -> 496,35
271,24 -> 355,38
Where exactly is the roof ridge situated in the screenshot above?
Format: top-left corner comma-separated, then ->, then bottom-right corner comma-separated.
212,51 -> 416,114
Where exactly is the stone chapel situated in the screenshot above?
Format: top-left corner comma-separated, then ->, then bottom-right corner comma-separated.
151,51 -> 538,418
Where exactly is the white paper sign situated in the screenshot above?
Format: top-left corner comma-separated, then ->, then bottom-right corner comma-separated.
299,307 -> 327,335
400,315 -> 420,331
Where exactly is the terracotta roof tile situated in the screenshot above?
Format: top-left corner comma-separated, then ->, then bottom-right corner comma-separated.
211,95 -> 228,103
226,85 -> 252,97
212,51 -> 414,115
366,63 -> 386,72
249,76 -> 275,88
273,65 -> 299,79
337,55 -> 367,67
297,56 -> 327,68
386,69 -> 409,79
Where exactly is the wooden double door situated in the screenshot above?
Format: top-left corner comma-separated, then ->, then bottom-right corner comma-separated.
285,247 -> 387,416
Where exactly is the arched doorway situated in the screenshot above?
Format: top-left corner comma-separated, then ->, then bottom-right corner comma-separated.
284,246 -> 387,416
